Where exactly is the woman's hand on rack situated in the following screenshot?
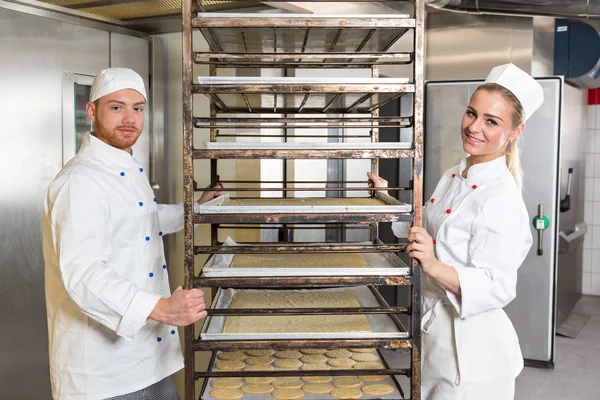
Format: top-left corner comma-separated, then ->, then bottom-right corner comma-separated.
407,227 -> 461,295
197,182 -> 224,205
149,286 -> 207,326
407,227 -> 437,272
367,172 -> 389,196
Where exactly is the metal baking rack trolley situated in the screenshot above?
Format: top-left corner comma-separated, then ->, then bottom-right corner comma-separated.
182,1 -> 424,398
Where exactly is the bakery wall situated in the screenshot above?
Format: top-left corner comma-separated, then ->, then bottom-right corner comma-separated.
582,88 -> 600,296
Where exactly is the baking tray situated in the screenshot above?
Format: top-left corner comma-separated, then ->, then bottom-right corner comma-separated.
201,142 -> 413,150
194,13 -> 412,56
193,76 -> 414,114
200,347 -> 405,400
200,286 -> 409,341
197,193 -> 412,214
197,77 -> 410,85
202,238 -> 410,277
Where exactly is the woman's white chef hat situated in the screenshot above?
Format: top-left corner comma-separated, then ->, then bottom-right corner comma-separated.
89,68 -> 147,103
484,63 -> 544,121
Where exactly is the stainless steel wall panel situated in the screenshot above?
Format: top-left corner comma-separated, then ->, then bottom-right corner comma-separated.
0,8 -> 108,399
60,23 -> 109,75
426,12 -> 534,80
532,17 -> 555,77
0,7 -> 154,398
150,36 -> 166,202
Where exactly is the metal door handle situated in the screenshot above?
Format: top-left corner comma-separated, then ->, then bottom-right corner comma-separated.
537,204 -> 544,256
533,204 -> 550,256
560,168 -> 573,213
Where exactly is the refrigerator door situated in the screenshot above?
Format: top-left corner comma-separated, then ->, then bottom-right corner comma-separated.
554,83 -> 586,333
425,78 -> 561,364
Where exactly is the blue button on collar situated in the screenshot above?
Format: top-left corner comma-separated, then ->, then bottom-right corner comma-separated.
139,168 -> 144,173
120,172 -> 125,177
157,337 -> 162,342
149,272 -> 154,277
145,236 -> 150,241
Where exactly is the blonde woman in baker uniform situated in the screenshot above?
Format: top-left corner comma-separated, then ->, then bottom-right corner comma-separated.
369,63 -> 544,399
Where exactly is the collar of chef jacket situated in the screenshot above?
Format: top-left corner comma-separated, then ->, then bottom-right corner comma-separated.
457,155 -> 507,182
85,132 -> 138,167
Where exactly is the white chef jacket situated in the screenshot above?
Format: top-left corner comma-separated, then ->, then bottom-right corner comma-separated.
43,133 -> 200,400
394,156 -> 532,398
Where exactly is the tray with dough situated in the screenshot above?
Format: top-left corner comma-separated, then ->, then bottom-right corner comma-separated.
197,193 -> 411,214
202,238 -> 410,277
200,286 -> 408,340
201,347 -> 405,400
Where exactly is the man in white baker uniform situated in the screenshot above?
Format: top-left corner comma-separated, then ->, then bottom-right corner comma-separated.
43,68 -> 220,400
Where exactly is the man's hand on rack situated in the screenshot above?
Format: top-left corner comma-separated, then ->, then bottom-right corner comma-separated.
198,182 -> 224,205
367,172 -> 389,196
149,286 -> 207,326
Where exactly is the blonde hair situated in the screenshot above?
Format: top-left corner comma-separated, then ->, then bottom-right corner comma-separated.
474,83 -> 526,190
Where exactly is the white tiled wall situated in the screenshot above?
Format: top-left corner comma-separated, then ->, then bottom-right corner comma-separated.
583,104 -> 600,295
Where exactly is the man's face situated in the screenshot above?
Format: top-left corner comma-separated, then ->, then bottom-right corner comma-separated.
86,89 -> 145,151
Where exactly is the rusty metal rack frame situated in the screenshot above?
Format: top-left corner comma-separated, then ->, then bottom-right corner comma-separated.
182,0 -> 424,398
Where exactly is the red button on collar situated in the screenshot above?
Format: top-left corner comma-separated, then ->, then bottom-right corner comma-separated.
452,174 -> 456,178
430,198 -> 435,203
432,239 -> 436,244
446,209 -> 452,214
472,185 -> 478,189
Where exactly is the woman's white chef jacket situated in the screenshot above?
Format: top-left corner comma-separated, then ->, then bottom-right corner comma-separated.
43,133 -> 201,400
393,156 -> 532,396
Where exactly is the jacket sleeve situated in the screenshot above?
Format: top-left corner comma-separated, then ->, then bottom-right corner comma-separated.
446,192 -> 533,319
49,174 -> 161,340
157,202 -> 202,235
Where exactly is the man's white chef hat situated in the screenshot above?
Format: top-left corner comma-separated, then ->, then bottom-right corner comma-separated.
89,68 -> 147,103
484,63 -> 544,122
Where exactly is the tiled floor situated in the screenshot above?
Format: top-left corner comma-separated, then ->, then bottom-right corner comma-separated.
515,295 -> 600,400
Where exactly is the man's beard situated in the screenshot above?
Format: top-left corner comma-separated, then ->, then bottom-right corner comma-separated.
94,121 -> 140,150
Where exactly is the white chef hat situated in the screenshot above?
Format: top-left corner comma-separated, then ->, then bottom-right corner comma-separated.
89,68 -> 147,103
484,63 -> 544,121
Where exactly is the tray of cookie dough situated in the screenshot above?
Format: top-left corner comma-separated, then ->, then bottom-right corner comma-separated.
200,286 -> 408,340
201,348 -> 404,400
202,238 -> 410,278
197,193 -> 412,214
